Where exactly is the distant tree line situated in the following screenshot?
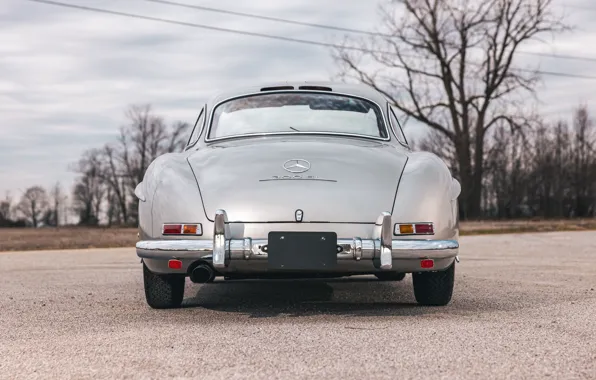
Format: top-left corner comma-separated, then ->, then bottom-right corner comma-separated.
0,183 -> 67,228
483,106 -> 596,218
419,106 -> 596,218
4,102 -> 594,227
70,104 -> 189,226
0,104 -> 189,227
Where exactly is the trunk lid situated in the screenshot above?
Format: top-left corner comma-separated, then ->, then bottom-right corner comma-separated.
187,137 -> 408,223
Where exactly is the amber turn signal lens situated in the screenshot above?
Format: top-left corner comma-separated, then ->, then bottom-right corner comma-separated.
399,224 -> 414,234
183,224 -> 198,234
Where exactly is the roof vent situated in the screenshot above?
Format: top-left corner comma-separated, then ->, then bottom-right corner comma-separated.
298,85 -> 332,91
260,86 -> 294,91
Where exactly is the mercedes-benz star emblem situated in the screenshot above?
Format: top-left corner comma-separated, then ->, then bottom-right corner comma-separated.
283,159 -> 311,173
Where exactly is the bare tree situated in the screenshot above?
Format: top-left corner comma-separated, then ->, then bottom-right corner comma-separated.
43,182 -> 67,227
484,126 -> 530,217
0,193 -> 13,226
117,104 -> 189,224
16,186 -> 49,227
105,186 -> 122,226
100,144 -> 129,224
335,0 -> 566,218
68,104 -> 190,226
570,106 -> 594,216
72,150 -> 106,225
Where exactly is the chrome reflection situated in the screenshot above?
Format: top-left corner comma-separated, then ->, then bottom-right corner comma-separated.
212,209 -> 229,268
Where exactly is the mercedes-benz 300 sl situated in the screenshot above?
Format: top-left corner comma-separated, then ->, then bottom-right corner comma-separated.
135,82 -> 460,308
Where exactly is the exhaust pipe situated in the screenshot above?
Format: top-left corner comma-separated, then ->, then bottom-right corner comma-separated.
190,264 -> 215,283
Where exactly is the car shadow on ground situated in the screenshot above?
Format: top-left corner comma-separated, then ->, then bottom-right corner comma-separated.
181,276 -> 445,318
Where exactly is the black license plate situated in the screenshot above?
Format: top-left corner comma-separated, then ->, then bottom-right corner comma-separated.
267,231 -> 338,270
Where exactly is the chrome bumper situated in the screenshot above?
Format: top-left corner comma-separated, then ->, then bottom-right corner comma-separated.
137,210 -> 458,271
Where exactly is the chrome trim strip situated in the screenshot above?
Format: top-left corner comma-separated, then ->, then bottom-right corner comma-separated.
259,178 -> 337,183
387,104 -> 409,148
185,105 -> 207,150
203,90 -> 392,143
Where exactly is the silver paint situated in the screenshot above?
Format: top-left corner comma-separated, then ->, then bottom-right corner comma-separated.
135,81 -> 461,275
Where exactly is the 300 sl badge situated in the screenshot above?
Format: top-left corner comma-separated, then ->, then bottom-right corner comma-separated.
260,175 -> 337,182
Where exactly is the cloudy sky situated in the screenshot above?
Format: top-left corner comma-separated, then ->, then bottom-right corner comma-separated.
2,0 -> 596,199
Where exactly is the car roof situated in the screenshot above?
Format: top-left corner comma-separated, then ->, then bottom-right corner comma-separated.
207,81 -> 389,107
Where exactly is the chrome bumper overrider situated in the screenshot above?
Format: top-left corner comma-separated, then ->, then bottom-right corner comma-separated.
136,210 -> 459,271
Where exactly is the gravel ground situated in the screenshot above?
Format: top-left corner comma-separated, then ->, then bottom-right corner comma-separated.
0,231 -> 595,379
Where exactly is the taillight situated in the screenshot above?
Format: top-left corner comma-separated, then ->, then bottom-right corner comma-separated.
163,224 -> 182,234
162,223 -> 202,235
394,223 -> 434,236
414,223 -> 434,234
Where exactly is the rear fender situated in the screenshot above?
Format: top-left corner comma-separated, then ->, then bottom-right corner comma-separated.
137,153 -> 209,239
392,152 -> 459,240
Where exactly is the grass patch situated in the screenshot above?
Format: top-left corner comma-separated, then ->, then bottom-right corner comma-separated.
460,219 -> 596,235
0,227 -> 138,252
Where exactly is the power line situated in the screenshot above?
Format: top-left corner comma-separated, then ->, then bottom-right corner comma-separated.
25,0 -> 369,53
143,0 -> 596,64
26,0 -> 596,80
143,0 -> 393,38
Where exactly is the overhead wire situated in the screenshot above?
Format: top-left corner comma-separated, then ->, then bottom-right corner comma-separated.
143,0 -> 596,64
25,0 -> 596,80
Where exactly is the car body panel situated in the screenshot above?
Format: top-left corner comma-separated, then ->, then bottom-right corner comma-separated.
187,136 -> 408,223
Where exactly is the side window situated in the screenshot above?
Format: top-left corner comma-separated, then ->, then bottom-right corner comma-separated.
388,106 -> 408,146
186,108 -> 205,148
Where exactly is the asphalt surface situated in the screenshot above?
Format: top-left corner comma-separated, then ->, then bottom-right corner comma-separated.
1,232 -> 595,379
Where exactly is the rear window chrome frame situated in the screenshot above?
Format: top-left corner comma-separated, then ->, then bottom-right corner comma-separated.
203,90 -> 392,143
185,103 -> 207,150
387,104 -> 409,149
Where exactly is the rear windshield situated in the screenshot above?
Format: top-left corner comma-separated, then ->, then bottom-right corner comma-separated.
208,92 -> 388,140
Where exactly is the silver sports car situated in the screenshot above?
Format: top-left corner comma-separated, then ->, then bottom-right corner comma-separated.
135,81 -> 460,309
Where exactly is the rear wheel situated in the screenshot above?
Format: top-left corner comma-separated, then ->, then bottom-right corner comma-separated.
375,272 -> 406,281
143,263 -> 185,309
412,263 -> 454,306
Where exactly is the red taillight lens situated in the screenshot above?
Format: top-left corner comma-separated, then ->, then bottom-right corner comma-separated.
163,224 -> 182,234
420,259 -> 434,269
168,259 -> 183,270
415,223 -> 434,234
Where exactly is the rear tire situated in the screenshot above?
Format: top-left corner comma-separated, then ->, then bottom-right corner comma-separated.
412,263 -> 454,306
375,272 -> 406,281
143,263 -> 185,309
